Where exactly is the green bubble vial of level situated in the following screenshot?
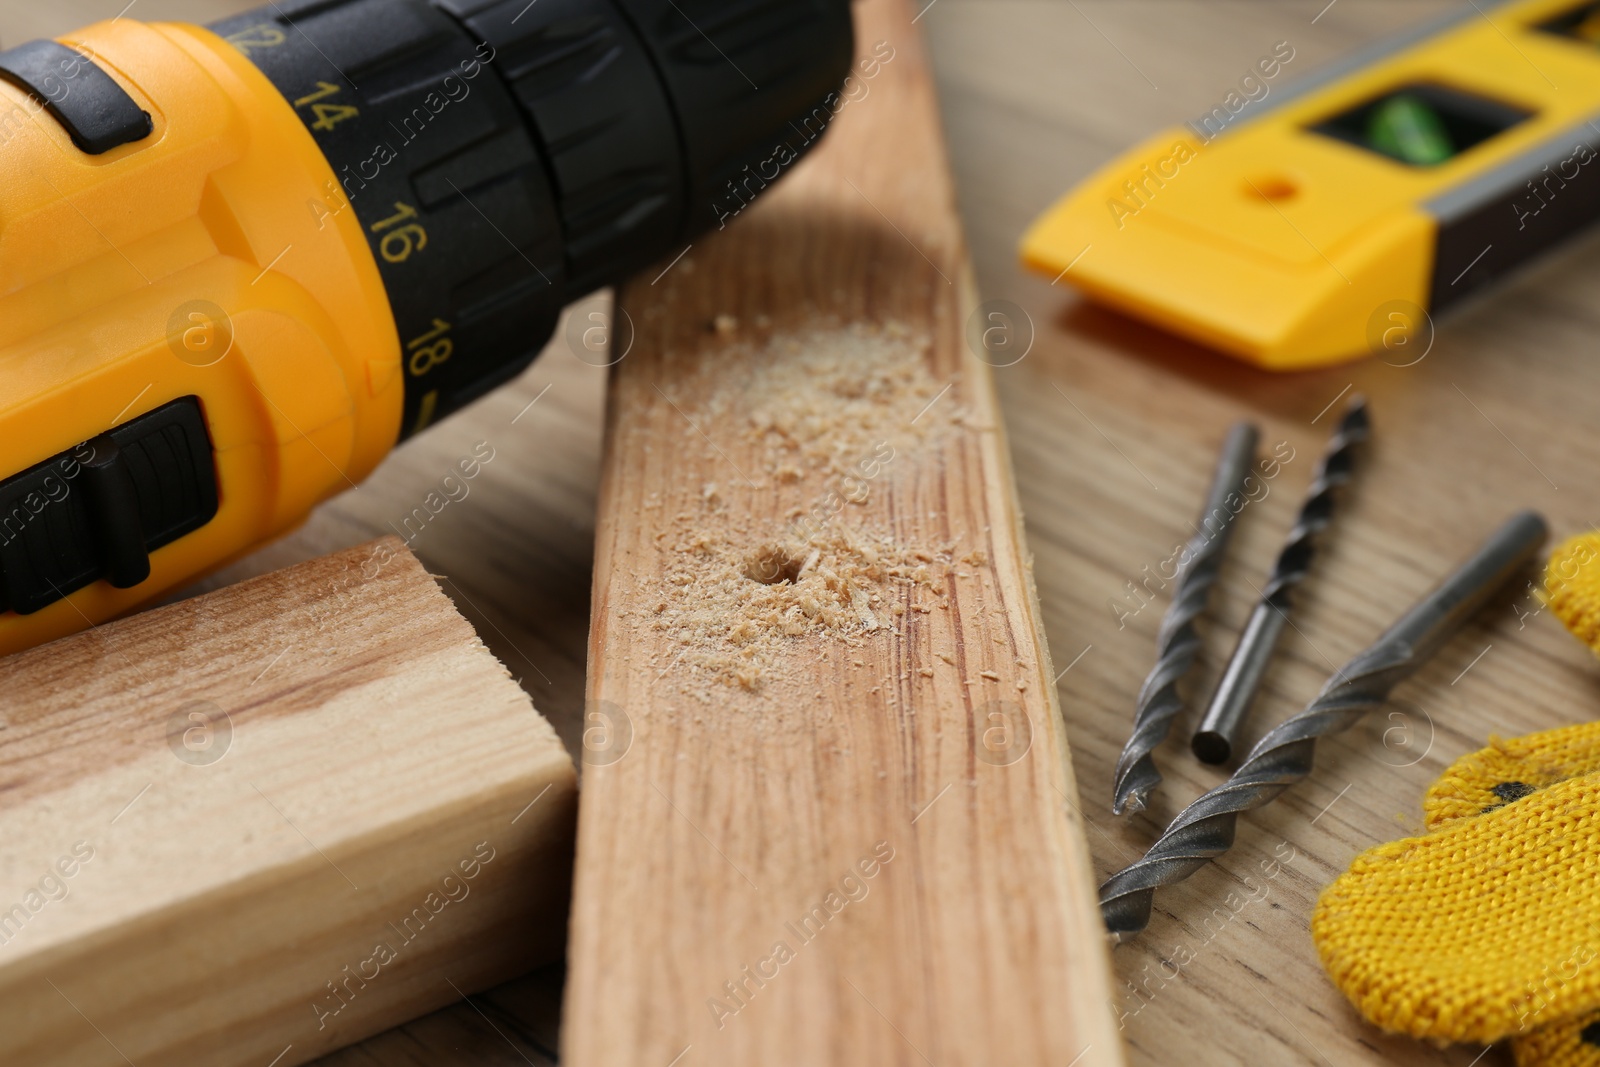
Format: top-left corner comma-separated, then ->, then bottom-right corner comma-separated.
1367,94 -> 1455,166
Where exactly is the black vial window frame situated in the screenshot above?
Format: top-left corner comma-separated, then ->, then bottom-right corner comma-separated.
1308,82 -> 1533,167
1539,0 -> 1600,46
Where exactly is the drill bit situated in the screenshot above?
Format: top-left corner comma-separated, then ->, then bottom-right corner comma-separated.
1192,398 -> 1371,764
1100,509 -> 1548,943
1111,422 -> 1259,815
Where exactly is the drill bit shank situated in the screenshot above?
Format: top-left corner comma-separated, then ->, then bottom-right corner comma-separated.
1100,509 -> 1548,942
1112,422 -> 1260,815
1193,398 -> 1370,764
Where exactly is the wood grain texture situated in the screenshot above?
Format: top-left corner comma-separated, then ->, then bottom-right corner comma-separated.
561,0 -> 1122,1064
11,2 -> 1600,1065
0,538 -> 577,1066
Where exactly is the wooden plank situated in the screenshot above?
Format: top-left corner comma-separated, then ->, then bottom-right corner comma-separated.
562,0 -> 1123,1064
0,538 -> 577,1067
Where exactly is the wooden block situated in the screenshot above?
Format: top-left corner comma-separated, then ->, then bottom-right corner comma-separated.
563,0 -> 1124,1063
0,537 -> 576,1067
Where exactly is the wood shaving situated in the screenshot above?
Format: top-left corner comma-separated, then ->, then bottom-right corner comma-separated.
659,319 -> 962,488
645,521 -> 958,693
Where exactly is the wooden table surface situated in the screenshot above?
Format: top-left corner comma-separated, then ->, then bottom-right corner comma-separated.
14,2 -> 1600,1064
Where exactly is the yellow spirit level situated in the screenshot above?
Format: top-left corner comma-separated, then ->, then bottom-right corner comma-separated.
1022,0 -> 1600,370
0,0 -> 851,656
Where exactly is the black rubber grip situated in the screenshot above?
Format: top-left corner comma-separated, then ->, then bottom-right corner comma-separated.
79,437 -> 153,589
0,39 -> 152,154
0,398 -> 217,616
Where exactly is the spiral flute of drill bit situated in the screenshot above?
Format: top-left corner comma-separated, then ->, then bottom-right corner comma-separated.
1111,422 -> 1260,815
1192,397 -> 1371,764
1100,509 -> 1548,942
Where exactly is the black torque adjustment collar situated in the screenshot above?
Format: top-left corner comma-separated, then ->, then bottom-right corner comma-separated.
211,0 -> 852,440
211,0 -> 566,440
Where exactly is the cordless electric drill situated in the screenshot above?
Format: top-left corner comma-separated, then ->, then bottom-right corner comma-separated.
0,0 -> 852,655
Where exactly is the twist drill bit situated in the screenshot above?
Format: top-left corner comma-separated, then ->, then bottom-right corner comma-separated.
1192,398 -> 1371,764
1112,422 -> 1260,815
1100,509 -> 1548,943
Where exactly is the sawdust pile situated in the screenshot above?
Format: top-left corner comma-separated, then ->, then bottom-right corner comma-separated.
650,524 -> 979,693
715,319 -> 943,483
637,319 -> 983,695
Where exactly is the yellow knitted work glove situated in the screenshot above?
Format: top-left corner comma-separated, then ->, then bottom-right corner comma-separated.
1313,733 -> 1600,1046
1311,533 -> 1600,1065
1546,532 -> 1600,654
1517,1013 -> 1600,1067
